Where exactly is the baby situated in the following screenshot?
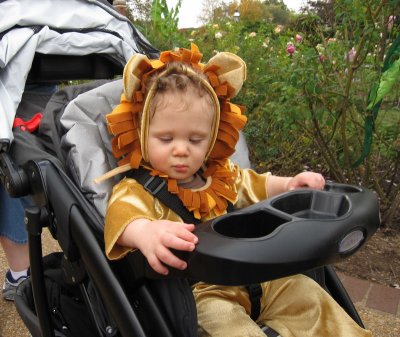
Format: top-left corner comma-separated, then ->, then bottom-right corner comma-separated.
102,44 -> 371,337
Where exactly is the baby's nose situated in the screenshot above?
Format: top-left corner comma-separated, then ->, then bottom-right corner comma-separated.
173,142 -> 189,156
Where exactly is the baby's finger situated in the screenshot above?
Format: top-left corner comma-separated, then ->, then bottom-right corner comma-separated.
163,233 -> 197,252
156,246 -> 187,270
168,222 -> 198,244
312,174 -> 325,189
176,227 -> 198,244
181,223 -> 196,232
147,253 -> 169,275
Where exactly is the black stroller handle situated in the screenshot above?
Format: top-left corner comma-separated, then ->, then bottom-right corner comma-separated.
130,182 -> 380,285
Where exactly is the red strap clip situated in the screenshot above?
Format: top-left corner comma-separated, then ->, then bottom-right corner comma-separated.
13,112 -> 43,133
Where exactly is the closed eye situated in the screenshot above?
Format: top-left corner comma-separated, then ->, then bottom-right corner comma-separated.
189,138 -> 204,144
159,136 -> 172,143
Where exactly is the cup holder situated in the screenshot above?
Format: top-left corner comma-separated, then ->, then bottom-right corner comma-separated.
271,191 -> 350,219
324,183 -> 362,194
212,211 -> 287,239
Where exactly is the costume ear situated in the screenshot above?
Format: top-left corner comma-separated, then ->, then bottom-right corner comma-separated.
206,52 -> 246,99
123,54 -> 153,101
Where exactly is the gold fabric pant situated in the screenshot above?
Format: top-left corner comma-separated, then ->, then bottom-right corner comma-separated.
193,274 -> 372,337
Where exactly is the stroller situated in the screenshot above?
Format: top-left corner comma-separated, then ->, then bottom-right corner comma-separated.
0,1 -> 380,336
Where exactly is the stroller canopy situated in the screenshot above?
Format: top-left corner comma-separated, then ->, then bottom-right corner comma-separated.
0,0 -> 157,148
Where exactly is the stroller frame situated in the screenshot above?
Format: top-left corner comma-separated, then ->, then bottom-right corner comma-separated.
18,158 -> 369,337
0,1 -> 379,336
22,161 -> 151,337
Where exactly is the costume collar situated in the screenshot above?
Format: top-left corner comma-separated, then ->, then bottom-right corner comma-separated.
148,164 -> 237,219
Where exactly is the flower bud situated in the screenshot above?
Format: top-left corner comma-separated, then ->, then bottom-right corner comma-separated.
347,47 -> 357,63
286,44 -> 295,55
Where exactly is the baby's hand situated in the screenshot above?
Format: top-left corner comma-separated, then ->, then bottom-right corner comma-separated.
286,172 -> 325,191
122,219 -> 198,275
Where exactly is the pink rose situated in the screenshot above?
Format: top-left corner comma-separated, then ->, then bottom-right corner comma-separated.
286,44 -> 295,55
295,34 -> 302,43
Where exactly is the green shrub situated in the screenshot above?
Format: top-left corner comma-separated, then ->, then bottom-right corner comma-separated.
133,0 -> 399,225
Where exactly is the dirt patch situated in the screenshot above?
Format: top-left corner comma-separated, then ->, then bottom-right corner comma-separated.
334,225 -> 400,288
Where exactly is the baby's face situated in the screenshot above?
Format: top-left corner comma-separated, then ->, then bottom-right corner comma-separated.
147,90 -> 214,183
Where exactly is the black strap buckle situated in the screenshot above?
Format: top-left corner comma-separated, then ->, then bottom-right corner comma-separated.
143,176 -> 166,196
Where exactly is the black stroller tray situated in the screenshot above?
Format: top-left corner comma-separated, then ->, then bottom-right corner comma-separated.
130,182 -> 380,285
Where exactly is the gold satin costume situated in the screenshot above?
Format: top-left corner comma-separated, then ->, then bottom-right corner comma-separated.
103,45 -> 371,337
104,163 -> 371,337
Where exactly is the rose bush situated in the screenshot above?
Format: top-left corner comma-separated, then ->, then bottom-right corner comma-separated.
142,1 -> 399,225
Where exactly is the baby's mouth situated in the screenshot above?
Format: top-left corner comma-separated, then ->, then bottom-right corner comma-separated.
173,164 -> 188,173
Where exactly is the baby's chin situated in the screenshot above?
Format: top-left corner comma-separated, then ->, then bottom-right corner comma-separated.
175,174 -> 196,184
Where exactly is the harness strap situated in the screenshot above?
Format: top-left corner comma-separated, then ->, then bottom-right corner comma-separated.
129,167 -> 201,225
246,283 -> 262,321
130,168 -> 262,321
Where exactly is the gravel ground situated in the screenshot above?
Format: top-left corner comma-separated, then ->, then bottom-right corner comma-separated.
356,306 -> 400,337
1,230 -> 399,337
0,229 -> 59,337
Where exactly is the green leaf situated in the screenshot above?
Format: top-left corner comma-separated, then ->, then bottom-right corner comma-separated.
367,82 -> 379,108
367,58 -> 400,110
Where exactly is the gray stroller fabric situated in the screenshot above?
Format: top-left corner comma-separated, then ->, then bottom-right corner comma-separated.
0,0 -> 156,147
60,80 -> 123,217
